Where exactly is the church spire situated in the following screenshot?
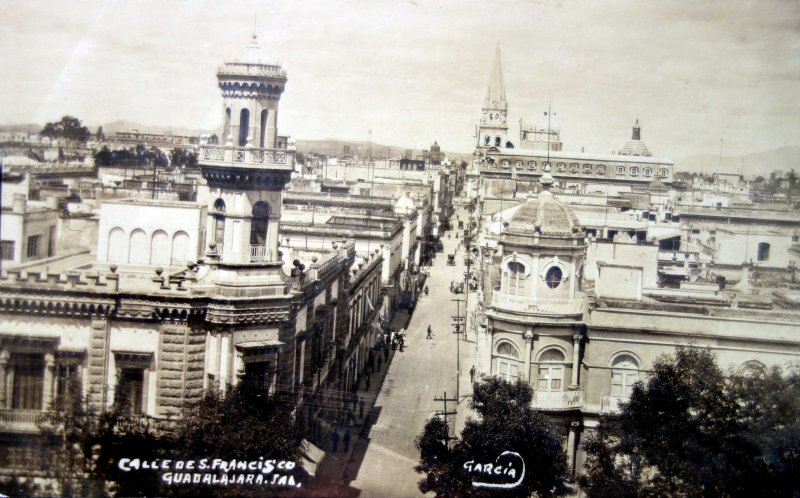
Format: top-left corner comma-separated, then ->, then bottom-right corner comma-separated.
484,44 -> 507,111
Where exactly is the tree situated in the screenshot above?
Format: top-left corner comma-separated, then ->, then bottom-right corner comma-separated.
416,377 -> 569,497
162,382 -> 309,497
39,115 -> 91,146
94,145 -> 113,166
580,347 -> 800,498
39,378 -> 168,497
169,148 -> 198,168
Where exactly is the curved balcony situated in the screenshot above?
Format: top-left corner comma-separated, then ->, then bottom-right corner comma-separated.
533,389 -> 584,411
491,288 -> 585,316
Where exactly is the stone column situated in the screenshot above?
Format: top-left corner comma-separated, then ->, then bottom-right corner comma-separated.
43,353 -> 56,410
0,350 -> 9,408
567,421 -> 580,475
523,328 -> 534,382
571,334 -> 581,387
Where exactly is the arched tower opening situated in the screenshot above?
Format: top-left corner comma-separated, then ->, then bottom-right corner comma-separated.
238,109 -> 250,147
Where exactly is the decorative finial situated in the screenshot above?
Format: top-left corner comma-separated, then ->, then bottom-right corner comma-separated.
539,164 -> 554,197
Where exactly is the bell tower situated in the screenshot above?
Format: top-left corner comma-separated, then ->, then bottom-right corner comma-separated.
218,33 -> 287,148
199,34 -> 294,267
478,45 -> 509,150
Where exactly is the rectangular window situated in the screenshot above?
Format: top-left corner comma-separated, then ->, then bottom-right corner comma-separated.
118,368 -> 145,415
48,225 -> 57,257
0,240 -> 14,260
55,362 -> 81,408
26,235 -> 41,258
12,353 -> 45,410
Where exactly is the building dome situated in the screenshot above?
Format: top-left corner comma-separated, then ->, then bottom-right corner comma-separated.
618,119 -> 652,157
505,196 -> 581,237
394,193 -> 417,216
504,164 -> 581,238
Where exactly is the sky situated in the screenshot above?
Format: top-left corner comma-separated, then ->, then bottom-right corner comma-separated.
1,0 -> 799,159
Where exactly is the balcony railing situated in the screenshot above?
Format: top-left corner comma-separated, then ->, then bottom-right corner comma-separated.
491,288 -> 584,315
0,409 -> 54,433
533,389 -> 584,410
199,145 -> 294,168
250,244 -> 270,263
600,394 -> 629,413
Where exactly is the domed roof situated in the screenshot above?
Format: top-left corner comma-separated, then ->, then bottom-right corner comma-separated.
618,119 -> 652,157
394,193 -> 417,216
506,195 -> 581,237
619,139 -> 651,157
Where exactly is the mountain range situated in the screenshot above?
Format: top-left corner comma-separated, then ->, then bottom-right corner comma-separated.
2,122 -> 797,177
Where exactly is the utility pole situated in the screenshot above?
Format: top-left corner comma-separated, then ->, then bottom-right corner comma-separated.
433,391 -> 458,443
452,298 -> 464,403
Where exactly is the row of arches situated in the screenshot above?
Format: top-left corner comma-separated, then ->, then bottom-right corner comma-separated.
223,108 -> 270,147
0,298 -> 110,316
495,159 -> 669,179
107,228 -> 192,266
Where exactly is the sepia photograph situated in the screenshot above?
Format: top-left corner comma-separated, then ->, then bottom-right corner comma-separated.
1,0 -> 799,496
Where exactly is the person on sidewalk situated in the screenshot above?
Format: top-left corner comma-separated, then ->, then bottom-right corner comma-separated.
426,325 -> 433,339
331,429 -> 340,452
343,430 -> 351,452
359,398 -> 365,418
470,365 -> 476,383
365,374 -> 371,390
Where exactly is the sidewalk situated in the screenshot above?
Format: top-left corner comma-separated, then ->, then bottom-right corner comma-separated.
307,345 -> 398,495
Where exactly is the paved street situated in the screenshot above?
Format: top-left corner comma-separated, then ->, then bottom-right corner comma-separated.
344,228 -> 477,497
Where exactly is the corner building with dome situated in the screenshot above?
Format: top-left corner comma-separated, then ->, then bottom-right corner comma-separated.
477,168 -> 800,477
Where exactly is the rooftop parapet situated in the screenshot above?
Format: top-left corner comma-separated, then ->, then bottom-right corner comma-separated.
199,144 -> 294,170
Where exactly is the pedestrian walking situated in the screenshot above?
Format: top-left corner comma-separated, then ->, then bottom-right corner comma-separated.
470,365 -> 476,383
359,398 -> 365,418
377,355 -> 383,371
366,374 -> 371,390
427,325 -> 433,339
384,347 -> 389,362
331,429 -> 340,452
343,430 -> 351,452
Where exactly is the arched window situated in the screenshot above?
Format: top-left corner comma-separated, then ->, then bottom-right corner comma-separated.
108,227 -> 126,263
643,167 -> 652,177
610,353 -> 640,399
557,162 -> 566,173
737,360 -> 767,377
757,242 -> 770,261
213,198 -> 226,244
171,231 -> 191,266
617,166 -> 626,175
129,229 -> 148,264
150,230 -> 170,265
528,161 -> 537,171
485,135 -> 491,146
224,107 -> 232,141
515,160 -> 523,168
630,167 -> 639,176
659,168 -> 668,178
495,136 -> 501,147
545,266 -> 563,289
238,108 -> 250,146
495,341 -> 520,381
259,110 -> 268,148
506,260 -> 526,295
250,201 -> 270,246
583,164 -> 592,174
570,163 -> 579,173
537,348 -> 565,395
597,164 -> 606,175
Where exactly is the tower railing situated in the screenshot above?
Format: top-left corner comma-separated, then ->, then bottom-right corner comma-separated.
199,145 -> 294,168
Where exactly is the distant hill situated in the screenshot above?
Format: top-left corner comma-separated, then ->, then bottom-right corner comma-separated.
675,146 -> 800,179
100,121 -> 212,138
0,123 -> 41,134
295,138 -> 470,162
